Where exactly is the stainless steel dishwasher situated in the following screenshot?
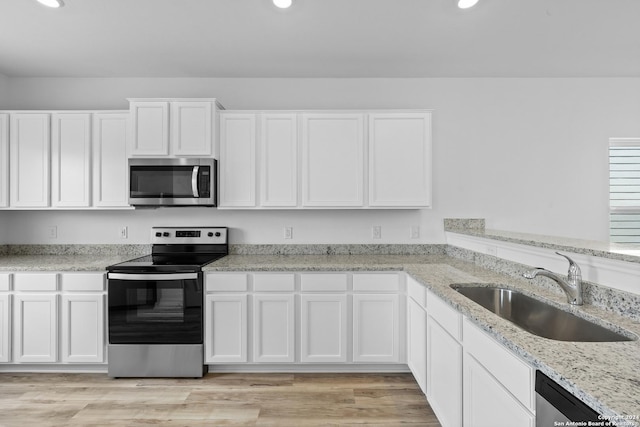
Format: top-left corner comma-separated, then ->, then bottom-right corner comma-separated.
536,370 -> 600,426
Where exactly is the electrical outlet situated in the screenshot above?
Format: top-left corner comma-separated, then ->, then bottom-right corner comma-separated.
120,226 -> 128,239
410,226 -> 420,239
372,225 -> 382,239
48,226 -> 57,239
284,226 -> 293,239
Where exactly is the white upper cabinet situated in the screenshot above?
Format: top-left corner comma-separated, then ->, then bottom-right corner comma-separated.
369,112 -> 432,207
218,110 -> 432,210
129,101 -> 169,156
129,98 -> 222,157
220,113 -> 256,207
261,113 -> 298,207
92,112 -> 129,207
302,113 -> 364,207
0,114 -> 8,208
10,113 -> 51,208
51,113 -> 92,207
171,101 -> 213,156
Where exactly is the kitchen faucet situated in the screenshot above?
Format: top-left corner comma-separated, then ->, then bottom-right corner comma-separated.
522,252 -> 583,305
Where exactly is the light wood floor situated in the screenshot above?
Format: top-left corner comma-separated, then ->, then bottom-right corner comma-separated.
0,372 -> 442,426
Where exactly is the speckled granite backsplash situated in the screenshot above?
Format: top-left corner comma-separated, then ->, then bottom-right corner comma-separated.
443,218 -> 485,232
446,245 -> 640,322
3,244 -> 150,256
229,244 -> 447,255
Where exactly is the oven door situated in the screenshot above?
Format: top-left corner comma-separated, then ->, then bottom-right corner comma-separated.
108,272 -> 203,344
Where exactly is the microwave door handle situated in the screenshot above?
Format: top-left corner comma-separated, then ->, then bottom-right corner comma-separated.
192,166 -> 200,198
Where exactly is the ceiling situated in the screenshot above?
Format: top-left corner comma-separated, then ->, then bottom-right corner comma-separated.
0,0 -> 639,78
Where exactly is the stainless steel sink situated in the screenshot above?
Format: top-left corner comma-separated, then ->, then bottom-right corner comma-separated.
452,285 -> 635,342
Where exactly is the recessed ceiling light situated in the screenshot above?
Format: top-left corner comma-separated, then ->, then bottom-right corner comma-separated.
457,0 -> 479,9
37,0 -> 64,8
273,0 -> 292,9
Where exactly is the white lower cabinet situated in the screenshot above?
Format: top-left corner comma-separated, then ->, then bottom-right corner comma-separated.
407,296 -> 427,394
0,292 -> 10,362
427,318 -> 462,427
427,291 -> 463,427
14,293 -> 58,363
205,271 -> 403,366
353,293 -> 400,363
463,318 -> 535,427
300,294 -> 348,363
463,354 -> 534,427
61,293 -> 104,363
205,294 -> 248,363
60,272 -> 106,363
253,294 -> 295,363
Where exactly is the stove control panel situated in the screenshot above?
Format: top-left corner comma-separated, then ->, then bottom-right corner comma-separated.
150,227 -> 228,245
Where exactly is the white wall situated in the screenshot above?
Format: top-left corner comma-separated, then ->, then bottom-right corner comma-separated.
3,77 -> 640,245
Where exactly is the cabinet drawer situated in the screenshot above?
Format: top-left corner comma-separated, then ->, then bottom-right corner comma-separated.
300,273 -> 348,292
206,273 -> 248,292
61,273 -> 105,291
407,275 -> 426,309
0,274 -> 10,291
14,273 -> 58,291
353,273 -> 399,292
253,273 -> 295,292
427,291 -> 461,341
463,318 -> 534,411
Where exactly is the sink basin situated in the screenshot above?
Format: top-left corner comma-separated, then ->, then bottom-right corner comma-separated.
452,285 -> 635,342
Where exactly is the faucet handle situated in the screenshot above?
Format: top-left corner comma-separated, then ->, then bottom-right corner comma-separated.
555,252 -> 581,279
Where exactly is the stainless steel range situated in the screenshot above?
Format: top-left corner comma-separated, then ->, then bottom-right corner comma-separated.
106,226 -> 228,378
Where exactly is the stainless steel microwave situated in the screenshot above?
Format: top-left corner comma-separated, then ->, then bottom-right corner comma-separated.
128,158 -> 217,207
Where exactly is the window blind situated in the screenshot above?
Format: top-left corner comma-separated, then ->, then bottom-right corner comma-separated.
610,138 -> 640,243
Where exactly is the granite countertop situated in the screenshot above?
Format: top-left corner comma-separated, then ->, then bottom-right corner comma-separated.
0,254 -> 133,272
447,227 -> 640,264
206,254 -> 640,425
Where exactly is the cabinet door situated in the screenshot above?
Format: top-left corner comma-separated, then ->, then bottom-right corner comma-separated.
93,112 -> 129,207
353,294 -> 400,363
302,114 -> 364,207
205,294 -> 247,363
61,293 -> 104,363
427,318 -> 462,427
0,293 -> 10,362
463,354 -> 534,427
0,113 -> 8,208
369,112 -> 432,207
407,297 -> 427,394
219,113 -> 256,207
9,113 -> 51,207
300,294 -> 348,363
51,113 -> 92,207
130,101 -> 169,156
13,293 -> 58,363
171,101 -> 213,156
253,294 -> 295,363
260,113 -> 298,207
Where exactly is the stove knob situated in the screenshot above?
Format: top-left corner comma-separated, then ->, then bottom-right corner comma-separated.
207,232 -> 214,237
155,232 -> 162,237
215,232 -> 221,237
163,232 -> 170,237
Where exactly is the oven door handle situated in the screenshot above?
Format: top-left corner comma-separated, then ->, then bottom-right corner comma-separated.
108,273 -> 199,281
192,166 -> 200,198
